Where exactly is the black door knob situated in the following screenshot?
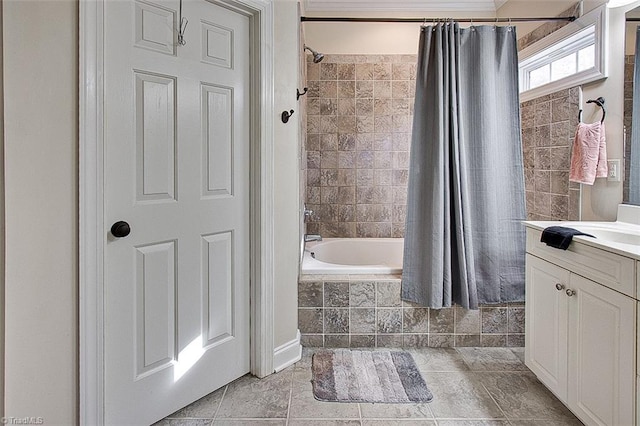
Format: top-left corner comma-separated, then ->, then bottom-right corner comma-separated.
111,221 -> 131,238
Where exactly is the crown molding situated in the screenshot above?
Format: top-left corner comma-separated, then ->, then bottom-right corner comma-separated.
303,0 -> 499,13
494,0 -> 509,10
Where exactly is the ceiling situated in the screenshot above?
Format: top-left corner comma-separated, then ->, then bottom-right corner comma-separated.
303,0 -> 509,13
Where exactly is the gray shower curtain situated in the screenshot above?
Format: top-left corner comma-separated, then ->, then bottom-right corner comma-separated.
401,23 -> 526,309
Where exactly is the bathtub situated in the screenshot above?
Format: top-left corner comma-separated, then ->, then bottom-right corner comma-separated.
301,238 -> 404,274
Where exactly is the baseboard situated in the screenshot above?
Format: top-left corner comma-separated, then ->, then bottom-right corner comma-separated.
273,330 -> 302,373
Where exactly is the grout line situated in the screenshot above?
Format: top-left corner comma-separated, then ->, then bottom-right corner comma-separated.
322,280 -> 326,346
357,402 -> 363,425
211,384 -> 228,421
479,379 -> 511,423
285,364 -> 294,426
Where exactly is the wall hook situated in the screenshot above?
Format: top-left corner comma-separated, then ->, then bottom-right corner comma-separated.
578,97 -> 606,124
296,88 -> 308,100
178,0 -> 188,46
281,109 -> 294,123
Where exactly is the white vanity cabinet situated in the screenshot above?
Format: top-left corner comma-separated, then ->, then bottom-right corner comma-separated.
525,227 -> 638,426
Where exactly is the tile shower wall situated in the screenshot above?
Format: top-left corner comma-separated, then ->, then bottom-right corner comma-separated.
304,54 -> 416,238
298,21 -> 581,348
520,88 -> 581,221
519,4 -> 581,221
516,3 -> 577,51
298,275 -> 525,349
624,54 -> 633,203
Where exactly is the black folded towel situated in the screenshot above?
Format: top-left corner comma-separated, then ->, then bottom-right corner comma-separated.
540,226 -> 595,250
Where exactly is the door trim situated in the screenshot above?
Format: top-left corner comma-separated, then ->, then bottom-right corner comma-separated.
79,1 -> 275,424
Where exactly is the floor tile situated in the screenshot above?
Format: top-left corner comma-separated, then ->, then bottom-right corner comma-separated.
165,387 -> 225,418
288,371 -> 360,419
294,349 -> 314,370
154,420 -> 213,426
359,402 -> 433,419
215,372 -> 291,419
213,421 -> 286,425
361,421 -> 436,425
423,371 -> 505,419
456,347 -> 528,371
288,421 -> 361,425
477,371 -> 582,423
510,347 -> 525,363
407,348 -> 469,372
509,421 -> 583,425
436,421 -> 510,425
159,347 -> 578,425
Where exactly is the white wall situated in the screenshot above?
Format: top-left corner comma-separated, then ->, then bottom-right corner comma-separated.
3,1 -> 78,424
273,0 -> 301,349
581,3 -> 640,220
496,1 -> 576,35
1,0 -> 301,422
304,22 -> 422,54
626,7 -> 640,54
0,2 -> 4,419
303,10 -> 494,54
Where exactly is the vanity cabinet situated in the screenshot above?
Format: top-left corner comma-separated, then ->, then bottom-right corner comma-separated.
525,230 -> 637,426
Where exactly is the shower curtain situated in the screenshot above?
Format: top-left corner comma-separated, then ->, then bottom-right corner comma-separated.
401,23 -> 526,310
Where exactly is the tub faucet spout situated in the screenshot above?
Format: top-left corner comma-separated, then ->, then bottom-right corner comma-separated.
304,234 -> 322,242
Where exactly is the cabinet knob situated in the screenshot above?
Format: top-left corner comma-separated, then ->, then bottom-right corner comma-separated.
566,289 -> 576,297
555,283 -> 565,291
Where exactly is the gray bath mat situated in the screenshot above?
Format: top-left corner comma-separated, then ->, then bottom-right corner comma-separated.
311,349 -> 433,403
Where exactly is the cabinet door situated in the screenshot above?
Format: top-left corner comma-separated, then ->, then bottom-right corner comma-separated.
567,273 -> 636,426
525,255 -> 570,402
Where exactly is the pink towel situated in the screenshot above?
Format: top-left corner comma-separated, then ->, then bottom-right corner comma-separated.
569,122 -> 608,185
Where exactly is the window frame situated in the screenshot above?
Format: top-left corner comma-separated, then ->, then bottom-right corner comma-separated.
519,5 -> 608,103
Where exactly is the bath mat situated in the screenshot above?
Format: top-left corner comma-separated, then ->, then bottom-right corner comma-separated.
311,349 -> 433,403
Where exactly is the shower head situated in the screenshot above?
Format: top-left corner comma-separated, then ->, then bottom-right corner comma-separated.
304,45 -> 324,63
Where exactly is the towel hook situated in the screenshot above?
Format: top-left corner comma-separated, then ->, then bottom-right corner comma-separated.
281,109 -> 294,123
578,97 -> 606,124
296,87 -> 308,100
178,0 -> 188,46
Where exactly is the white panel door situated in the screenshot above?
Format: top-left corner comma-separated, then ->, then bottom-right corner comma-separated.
567,274 -> 636,426
104,1 -> 250,424
525,255 -> 570,403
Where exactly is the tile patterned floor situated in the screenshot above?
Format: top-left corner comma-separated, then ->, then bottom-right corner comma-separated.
156,347 -> 583,426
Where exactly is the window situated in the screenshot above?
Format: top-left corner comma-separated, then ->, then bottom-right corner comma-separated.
518,6 -> 608,102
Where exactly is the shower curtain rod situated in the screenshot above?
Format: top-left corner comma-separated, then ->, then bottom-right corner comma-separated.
300,16 -> 576,23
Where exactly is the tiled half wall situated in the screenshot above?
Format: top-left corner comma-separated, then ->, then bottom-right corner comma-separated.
298,275 -> 525,349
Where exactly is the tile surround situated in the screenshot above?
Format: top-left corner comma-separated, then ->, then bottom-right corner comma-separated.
299,22 -> 582,352
516,3 -> 578,51
305,54 -> 415,238
519,6 -> 581,221
299,275 -> 525,349
624,54 -> 633,203
306,52 -> 579,226
521,86 -> 580,221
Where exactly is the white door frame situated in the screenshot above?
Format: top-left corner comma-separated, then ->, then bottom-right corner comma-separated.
79,0 -> 275,424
